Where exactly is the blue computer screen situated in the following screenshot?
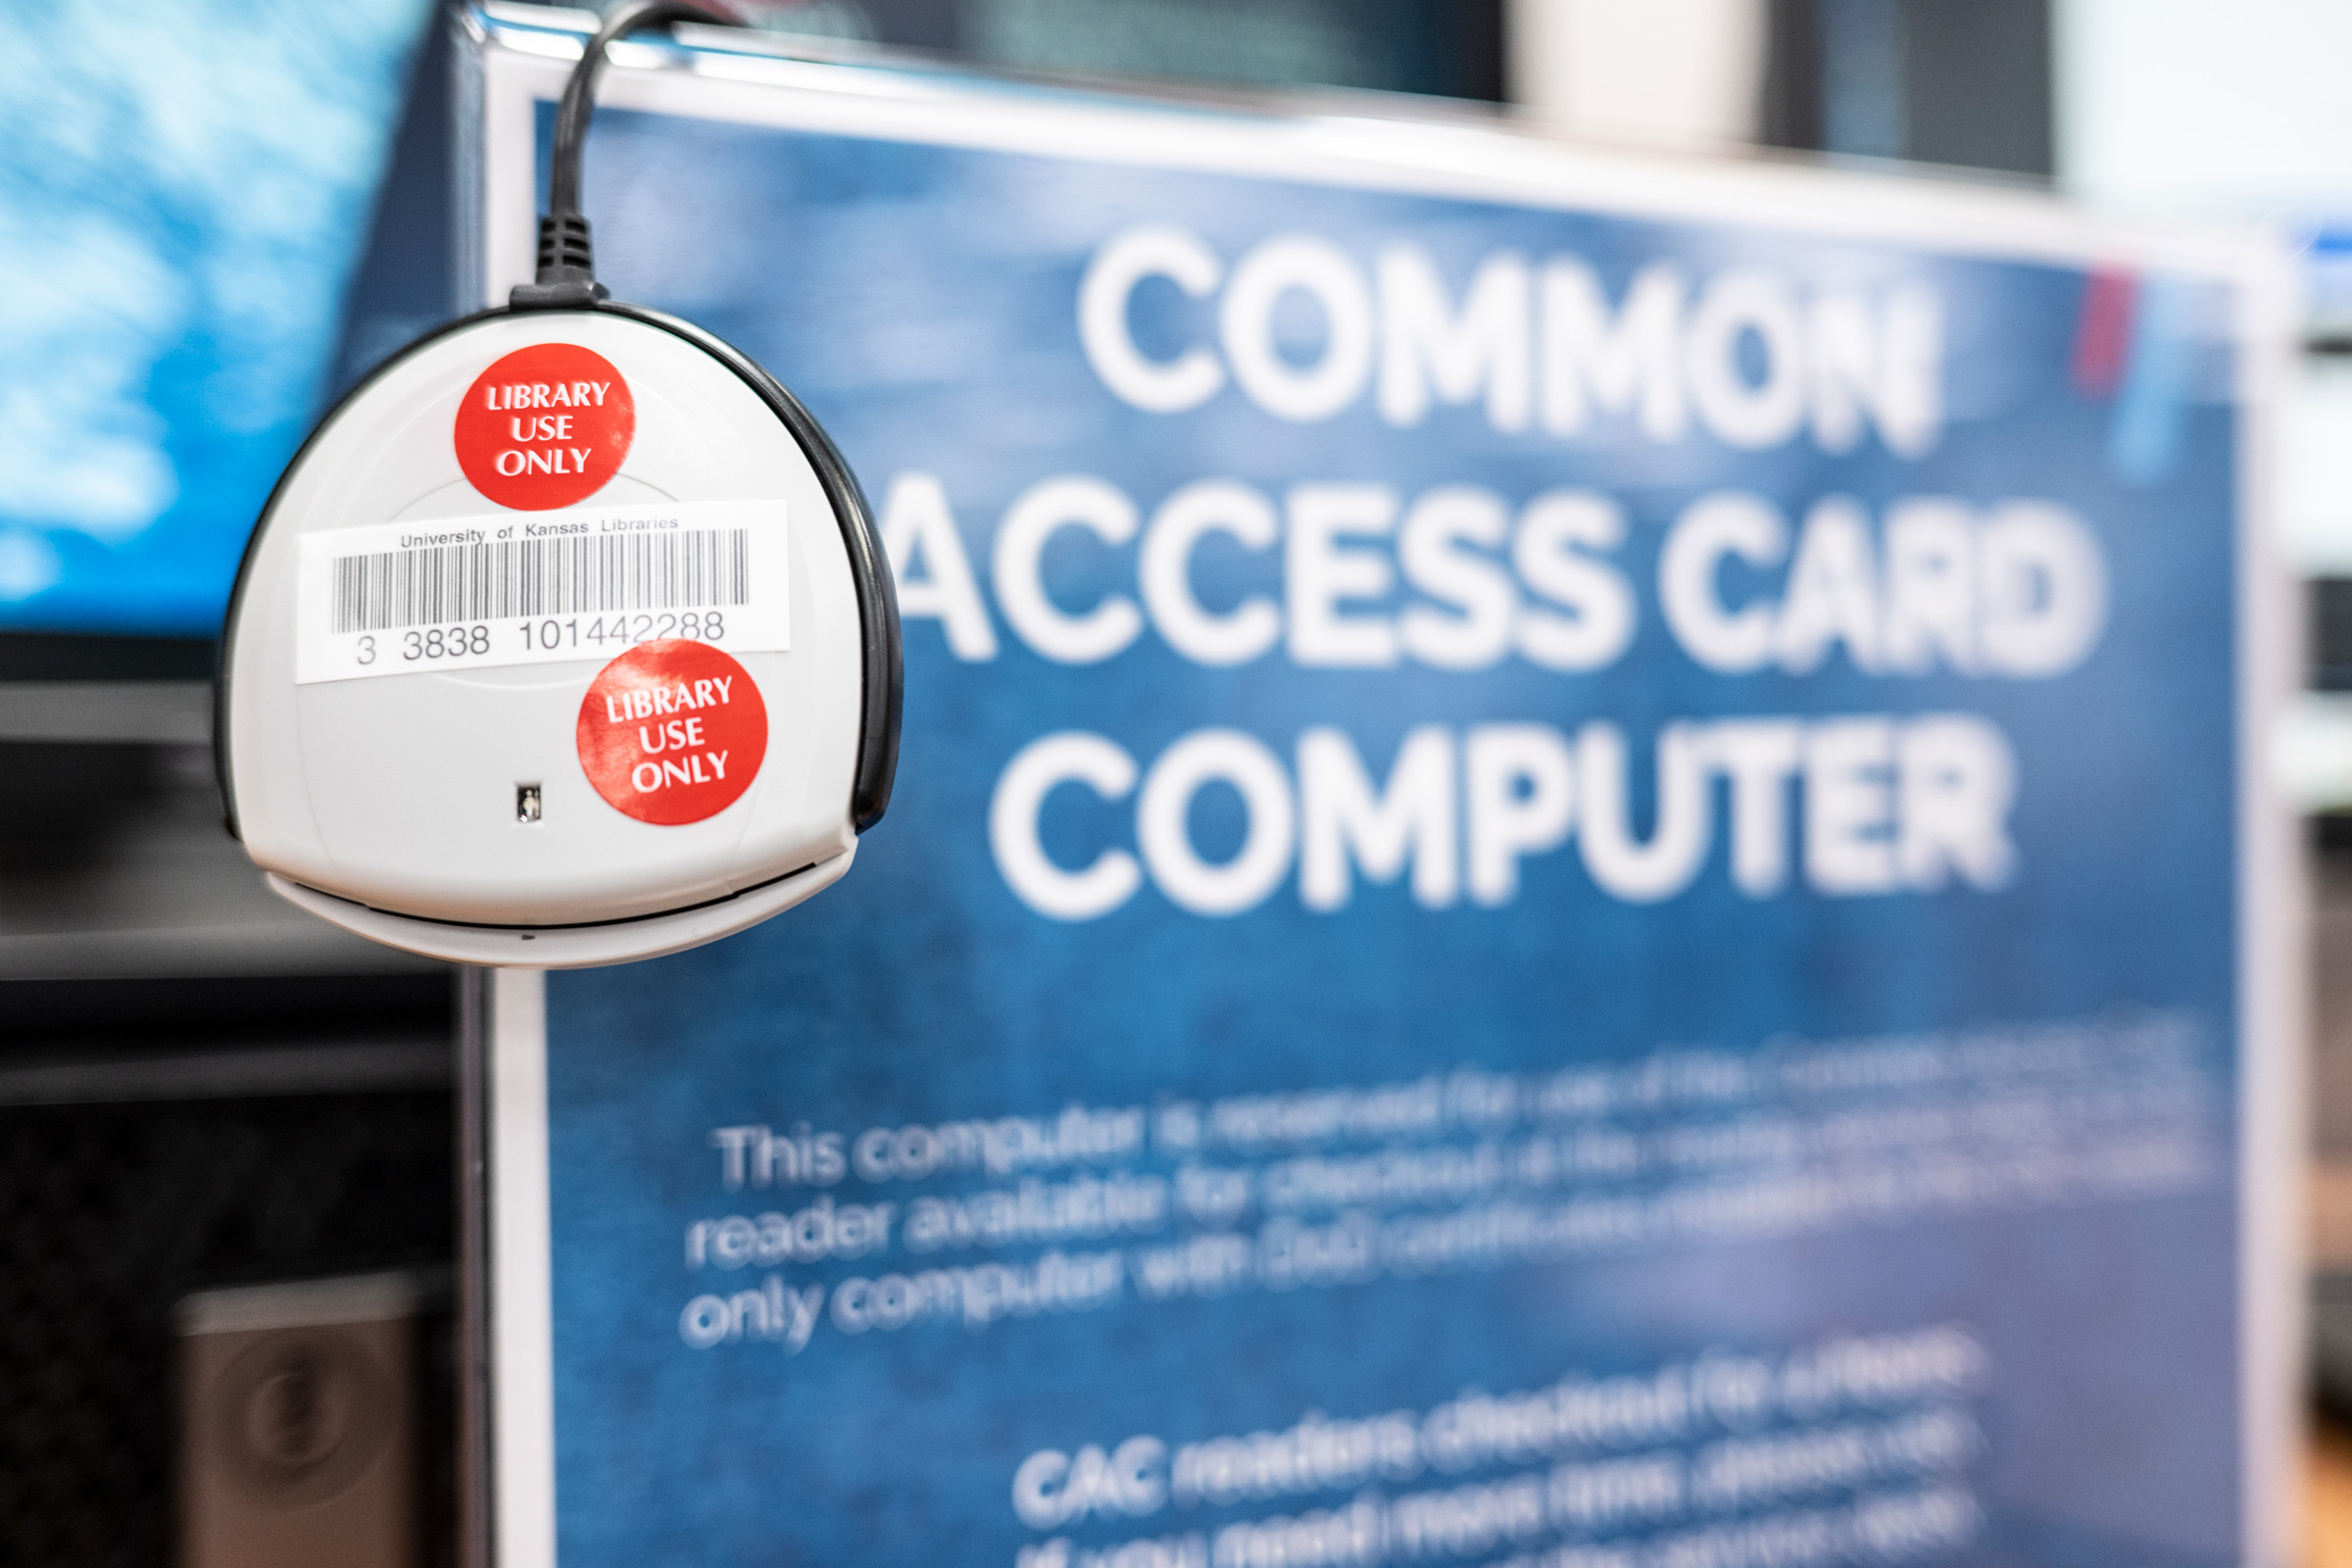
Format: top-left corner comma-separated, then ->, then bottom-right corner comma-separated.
0,1 -> 430,636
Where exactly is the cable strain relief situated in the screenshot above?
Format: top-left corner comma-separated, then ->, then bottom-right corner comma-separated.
511,214 -> 609,309
536,213 -> 595,278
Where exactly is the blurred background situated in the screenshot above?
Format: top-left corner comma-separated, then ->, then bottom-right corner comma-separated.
5,1 -> 2350,1562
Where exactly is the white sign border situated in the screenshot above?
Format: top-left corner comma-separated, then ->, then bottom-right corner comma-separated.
487,966 -> 556,1568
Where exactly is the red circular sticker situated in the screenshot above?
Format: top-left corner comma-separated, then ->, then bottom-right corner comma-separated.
455,343 -> 635,510
576,641 -> 766,825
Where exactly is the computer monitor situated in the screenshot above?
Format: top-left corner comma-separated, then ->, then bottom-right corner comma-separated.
0,2 -> 436,643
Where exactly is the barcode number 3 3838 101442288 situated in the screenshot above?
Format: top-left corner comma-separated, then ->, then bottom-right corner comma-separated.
292,500 -> 791,685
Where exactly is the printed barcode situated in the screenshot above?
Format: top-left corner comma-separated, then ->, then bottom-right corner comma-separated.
330,528 -> 751,633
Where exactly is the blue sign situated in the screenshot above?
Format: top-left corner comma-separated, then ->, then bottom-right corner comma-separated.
478,22 -> 2289,1568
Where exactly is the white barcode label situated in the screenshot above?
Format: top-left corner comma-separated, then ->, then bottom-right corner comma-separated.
295,499 -> 789,684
